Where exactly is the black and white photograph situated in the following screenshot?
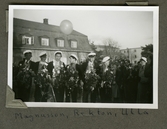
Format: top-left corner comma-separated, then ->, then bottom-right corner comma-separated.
8,5 -> 159,108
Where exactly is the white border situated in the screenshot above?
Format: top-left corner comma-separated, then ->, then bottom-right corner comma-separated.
8,5 -> 159,109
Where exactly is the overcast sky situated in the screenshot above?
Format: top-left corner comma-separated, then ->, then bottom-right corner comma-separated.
14,9 -> 153,49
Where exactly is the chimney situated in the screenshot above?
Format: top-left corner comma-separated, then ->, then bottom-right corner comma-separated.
43,18 -> 48,24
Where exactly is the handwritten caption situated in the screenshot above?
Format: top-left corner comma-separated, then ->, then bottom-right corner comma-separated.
14,109 -> 148,122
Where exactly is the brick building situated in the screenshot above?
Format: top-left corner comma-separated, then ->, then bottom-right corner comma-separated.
13,18 -> 92,65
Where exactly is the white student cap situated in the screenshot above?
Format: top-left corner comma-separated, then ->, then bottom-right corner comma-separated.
88,52 -> 96,57
70,54 -> 78,61
102,56 -> 110,63
141,57 -> 147,62
23,50 -> 32,55
39,51 -> 47,57
54,51 -> 62,56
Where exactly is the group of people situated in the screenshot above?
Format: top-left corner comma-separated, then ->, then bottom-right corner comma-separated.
13,50 -> 153,103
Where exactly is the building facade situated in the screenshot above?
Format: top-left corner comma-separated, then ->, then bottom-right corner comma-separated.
120,47 -> 142,64
13,18 -> 92,65
95,45 -> 123,59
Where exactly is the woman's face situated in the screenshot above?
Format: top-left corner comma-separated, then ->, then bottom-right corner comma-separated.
40,55 -> 47,62
55,54 -> 61,61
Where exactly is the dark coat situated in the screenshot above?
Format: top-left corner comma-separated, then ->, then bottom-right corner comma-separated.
80,60 -> 101,82
16,59 -> 36,101
34,61 -> 40,74
66,63 -> 82,81
18,59 -> 36,72
47,61 -> 65,77
34,61 -> 48,74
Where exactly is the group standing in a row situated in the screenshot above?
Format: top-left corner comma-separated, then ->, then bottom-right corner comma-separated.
13,50 -> 153,103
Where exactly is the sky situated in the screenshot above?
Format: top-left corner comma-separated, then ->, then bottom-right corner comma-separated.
14,8 -> 153,49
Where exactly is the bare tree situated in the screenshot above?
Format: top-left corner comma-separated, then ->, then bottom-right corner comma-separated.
102,38 -> 121,58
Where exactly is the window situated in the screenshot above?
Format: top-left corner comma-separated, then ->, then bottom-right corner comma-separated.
134,49 -> 136,52
57,39 -> 64,47
124,50 -> 126,53
71,41 -> 77,48
135,55 -> 137,58
22,35 -> 34,45
41,38 -> 49,46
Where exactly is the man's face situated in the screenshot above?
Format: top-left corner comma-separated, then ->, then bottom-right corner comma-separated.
89,56 -> 95,62
105,60 -> 110,66
24,53 -> 32,60
55,53 -> 61,61
69,57 -> 76,64
141,60 -> 146,66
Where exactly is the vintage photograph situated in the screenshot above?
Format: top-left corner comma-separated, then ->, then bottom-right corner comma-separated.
8,5 -> 159,108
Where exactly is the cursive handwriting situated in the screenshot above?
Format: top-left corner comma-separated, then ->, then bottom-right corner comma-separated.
14,109 -> 148,122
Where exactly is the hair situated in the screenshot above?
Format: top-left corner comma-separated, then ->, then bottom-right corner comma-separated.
70,56 -> 77,61
40,54 -> 47,58
24,52 -> 32,56
55,53 -> 62,57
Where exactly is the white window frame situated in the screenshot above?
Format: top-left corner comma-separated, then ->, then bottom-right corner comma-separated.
71,40 -> 77,48
41,38 -> 49,46
57,39 -> 64,47
22,35 -> 34,45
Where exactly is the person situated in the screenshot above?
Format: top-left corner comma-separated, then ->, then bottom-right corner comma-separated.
65,54 -> 81,102
81,52 -> 100,102
34,51 -> 56,102
100,56 -> 113,103
125,63 -> 137,103
110,61 -> 119,103
34,51 -> 48,74
144,54 -> 153,103
131,64 -> 140,103
115,60 -> 124,103
16,50 -> 36,101
18,50 -> 35,72
47,51 -> 66,102
137,57 -> 149,103
115,58 -> 126,103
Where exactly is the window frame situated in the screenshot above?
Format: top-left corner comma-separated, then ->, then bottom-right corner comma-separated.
70,40 -> 77,48
41,37 -> 50,46
22,35 -> 34,45
57,39 -> 65,47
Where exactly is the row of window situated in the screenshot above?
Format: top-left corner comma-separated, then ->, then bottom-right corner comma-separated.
123,49 -> 137,53
126,55 -> 137,58
22,35 -> 78,48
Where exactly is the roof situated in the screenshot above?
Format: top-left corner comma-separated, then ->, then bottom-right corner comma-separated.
14,18 -> 87,37
120,47 -> 142,50
13,18 -> 92,52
